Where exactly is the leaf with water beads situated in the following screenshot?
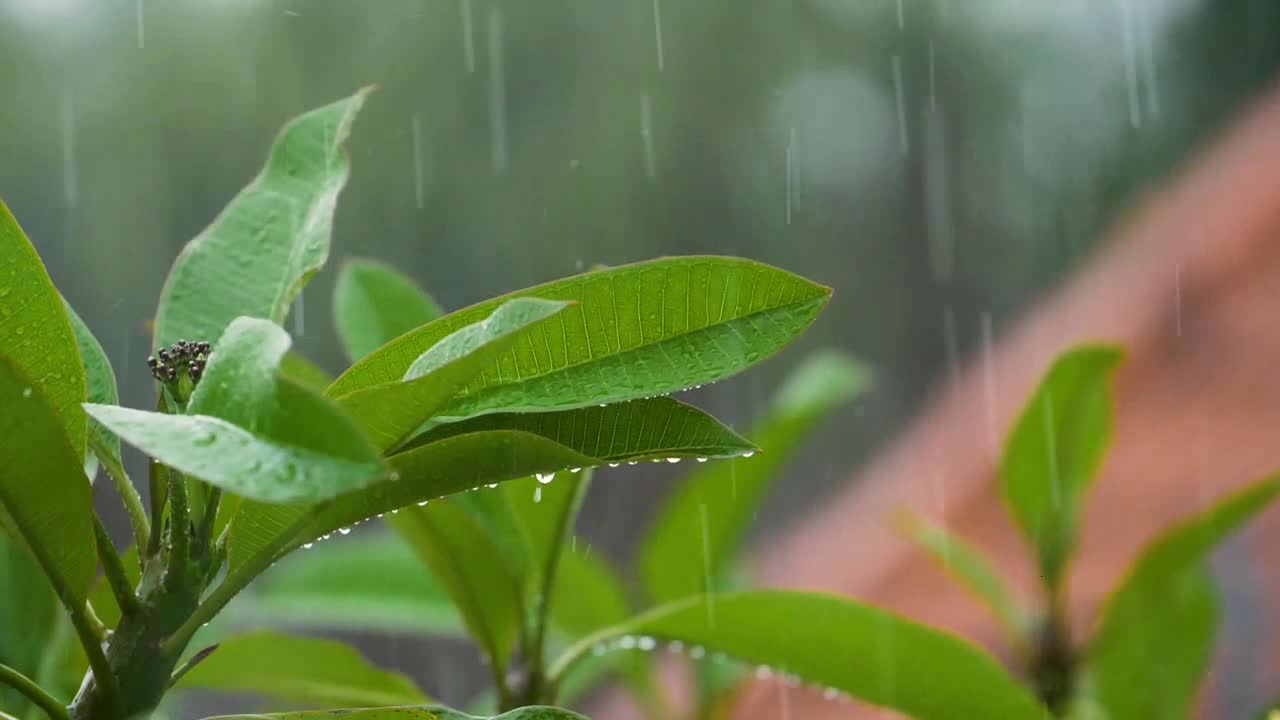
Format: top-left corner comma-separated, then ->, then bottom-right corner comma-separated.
550,591 -> 1045,720
88,318 -> 385,503
328,256 -> 832,420
398,395 -> 757,463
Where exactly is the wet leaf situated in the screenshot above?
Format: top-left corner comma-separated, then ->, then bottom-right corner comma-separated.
64,298 -> 121,482
1001,345 -> 1123,589
0,354 -> 96,602
176,630 -> 428,707
552,591 -> 1045,720
328,256 -> 831,420
1081,477 -> 1280,720
334,298 -> 572,452
87,318 -> 385,504
248,532 -> 462,636
0,198 -> 86,463
404,396 -> 756,463
153,88 -> 371,348
279,352 -> 333,392
335,257 -> 444,362
638,350 -> 869,604
387,502 -> 525,680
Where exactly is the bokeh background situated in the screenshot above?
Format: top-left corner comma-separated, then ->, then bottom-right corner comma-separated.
2,0 -> 1278,715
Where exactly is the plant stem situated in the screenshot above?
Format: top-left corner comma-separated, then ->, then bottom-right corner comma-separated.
92,515 -> 140,617
146,460 -> 169,558
197,487 -> 221,546
523,470 -> 592,705
0,663 -> 69,720
159,506 -> 322,656
90,434 -> 149,552
164,471 -> 189,590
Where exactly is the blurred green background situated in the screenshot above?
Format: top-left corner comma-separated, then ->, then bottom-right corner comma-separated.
2,0 -> 1278,714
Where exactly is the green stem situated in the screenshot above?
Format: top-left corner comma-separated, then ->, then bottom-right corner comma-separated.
89,434 -> 149,552
92,515 -> 140,617
146,460 -> 168,558
523,471 -> 592,705
164,471 -> 189,590
160,506 -> 323,657
197,487 -> 222,546
0,663 -> 68,720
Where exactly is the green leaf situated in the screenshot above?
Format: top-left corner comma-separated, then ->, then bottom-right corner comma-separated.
228,413 -> 748,580
550,546 -> 631,638
176,630 -> 428,707
334,257 -> 444,362
87,318 -> 386,504
153,87 -> 372,348
203,707 -> 588,720
0,354 -> 97,603
247,531 -> 462,636
899,513 -> 1032,643
328,256 -> 831,420
279,352 -> 333,392
406,396 -> 757,464
0,533 -> 65,713
551,591 -> 1045,720
387,501 -> 524,679
1000,345 -> 1123,589
1081,477 -> 1280,720
334,298 -> 573,452
226,430 -> 598,575
638,350 -> 870,605
64,299 -> 121,482
0,198 -> 87,463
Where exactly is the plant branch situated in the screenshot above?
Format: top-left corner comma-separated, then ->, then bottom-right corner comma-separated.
147,460 -> 169,558
92,515 -> 140,617
90,433 -> 149,551
0,662 -> 69,720
160,506 -> 323,656
164,470 -> 189,589
198,487 -> 222,546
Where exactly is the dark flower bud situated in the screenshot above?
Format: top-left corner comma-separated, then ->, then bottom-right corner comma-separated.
158,348 -> 171,363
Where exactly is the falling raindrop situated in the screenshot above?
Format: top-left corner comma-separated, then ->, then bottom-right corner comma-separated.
651,0 -> 665,71
292,291 -> 305,336
411,114 -> 426,209
1120,0 -> 1142,129
534,486 -> 543,503
640,94 -> 656,180
460,0 -> 475,72
21,387 -> 32,398
891,55 -> 908,154
487,7 -> 508,174
61,92 -> 77,209
981,311 -> 998,454
135,0 -> 145,49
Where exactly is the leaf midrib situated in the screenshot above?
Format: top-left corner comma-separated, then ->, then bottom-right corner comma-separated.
439,295 -> 828,418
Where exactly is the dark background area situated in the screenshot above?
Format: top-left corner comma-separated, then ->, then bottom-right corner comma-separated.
2,0 -> 1278,714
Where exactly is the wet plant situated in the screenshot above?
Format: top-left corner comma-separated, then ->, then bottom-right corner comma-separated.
3,86 -> 1269,720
